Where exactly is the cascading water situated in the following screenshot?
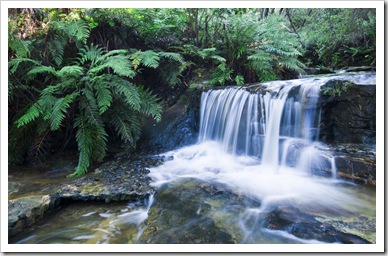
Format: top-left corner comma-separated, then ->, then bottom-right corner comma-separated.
198,79 -> 328,176
10,74 -> 375,245
147,75 -> 376,244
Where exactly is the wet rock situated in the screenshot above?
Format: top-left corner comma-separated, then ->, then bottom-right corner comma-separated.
335,156 -> 376,186
8,195 -> 61,237
304,67 -> 335,75
262,205 -> 371,244
138,90 -> 200,154
8,154 -> 165,238
140,178 -> 260,243
319,80 -> 376,144
337,66 -> 376,73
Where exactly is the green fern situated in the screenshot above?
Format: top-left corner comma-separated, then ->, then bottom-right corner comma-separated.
27,66 -> 58,78
8,58 -> 40,74
158,51 -> 185,64
210,63 -> 233,86
95,83 -> 112,114
110,78 -> 141,111
130,50 -> 160,70
8,31 -> 31,58
106,105 -> 141,145
17,104 -> 42,128
71,116 -> 93,177
14,43 -> 162,177
138,86 -> 162,122
50,93 -> 78,130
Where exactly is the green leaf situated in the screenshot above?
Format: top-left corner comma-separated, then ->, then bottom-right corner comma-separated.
95,83 -> 112,114
111,79 -> 141,111
138,86 -> 162,122
50,93 -> 78,131
130,50 -> 160,70
17,104 -> 41,128
69,116 -> 93,177
58,66 -> 84,77
104,55 -> 136,78
8,58 -> 40,74
158,52 -> 185,64
27,66 -> 58,78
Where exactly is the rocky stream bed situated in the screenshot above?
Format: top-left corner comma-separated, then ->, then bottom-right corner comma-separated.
8,70 -> 377,244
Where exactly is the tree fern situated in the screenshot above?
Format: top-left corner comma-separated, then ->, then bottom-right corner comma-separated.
14,43 -> 163,177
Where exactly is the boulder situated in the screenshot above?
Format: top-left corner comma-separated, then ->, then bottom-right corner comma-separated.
138,90 -> 201,154
8,195 -> 61,237
319,79 -> 376,144
140,178 -> 261,243
262,205 -> 372,243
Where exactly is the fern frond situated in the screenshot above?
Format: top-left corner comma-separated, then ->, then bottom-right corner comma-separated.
104,55 -> 136,78
198,47 -> 217,59
95,83 -> 112,114
130,50 -> 160,70
46,34 -> 66,66
8,58 -> 40,74
17,104 -> 41,127
58,65 -> 84,77
209,55 -> 226,63
67,20 -> 90,44
79,87 -> 103,127
103,49 -> 129,58
77,44 -> 104,66
69,116 -> 93,177
27,65 -> 58,78
50,93 -> 78,131
158,52 -> 185,64
111,78 -> 141,111
8,32 -> 31,58
138,86 -> 162,122
210,63 -> 233,86
107,107 -> 141,145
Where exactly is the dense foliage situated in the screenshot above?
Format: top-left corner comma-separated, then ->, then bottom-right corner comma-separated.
8,8 -> 376,176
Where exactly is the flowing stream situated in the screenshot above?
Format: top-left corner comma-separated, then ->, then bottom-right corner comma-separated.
146,75 -> 376,244
10,74 -> 376,244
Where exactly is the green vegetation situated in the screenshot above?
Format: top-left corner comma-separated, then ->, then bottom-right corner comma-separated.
8,8 -> 376,175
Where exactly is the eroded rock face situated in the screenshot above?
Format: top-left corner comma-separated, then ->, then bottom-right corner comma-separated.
8,195 -> 61,237
8,154 -> 165,238
139,90 -> 201,154
319,79 -> 376,144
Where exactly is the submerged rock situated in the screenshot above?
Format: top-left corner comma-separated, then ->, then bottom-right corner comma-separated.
262,205 -> 372,244
140,178 -> 261,243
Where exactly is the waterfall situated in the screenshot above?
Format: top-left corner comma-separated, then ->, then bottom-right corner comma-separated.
198,80 -> 327,176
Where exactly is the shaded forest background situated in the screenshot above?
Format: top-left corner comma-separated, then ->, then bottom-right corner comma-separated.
8,8 -> 376,176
